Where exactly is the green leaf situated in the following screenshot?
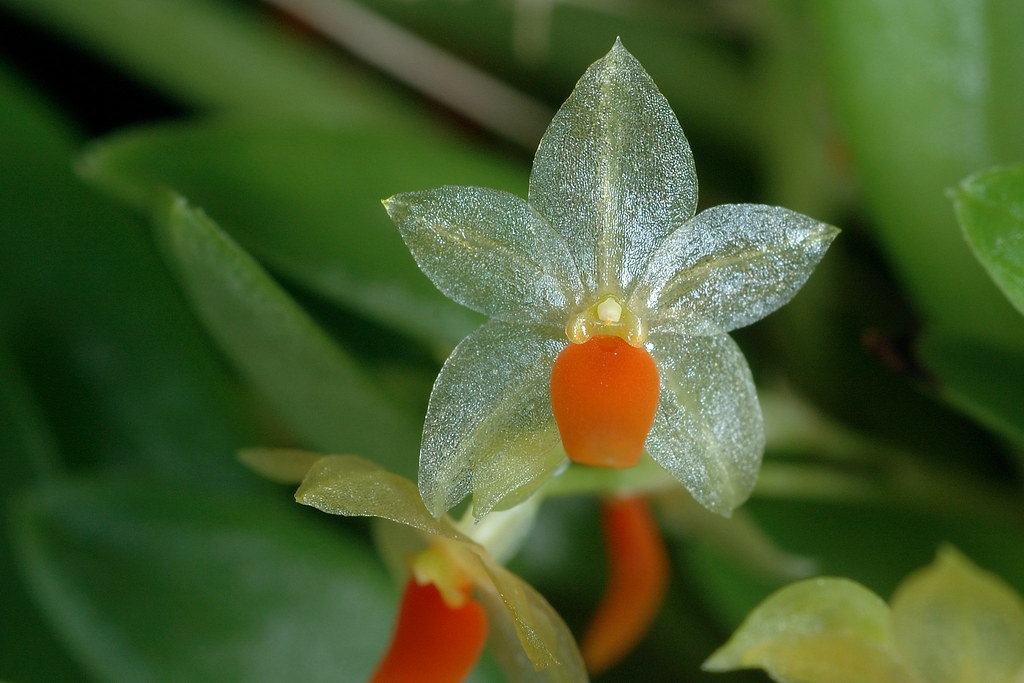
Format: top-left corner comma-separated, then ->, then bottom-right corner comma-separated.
955,163 -> 1024,316
79,120 -> 532,352
0,342 -> 87,682
10,478 -> 394,683
0,61 -> 260,485
918,331 -> 1024,450
0,0 -> 415,126
816,0 -> 1024,349
703,577 -> 909,683
152,193 -> 420,475
891,546 -> 1024,683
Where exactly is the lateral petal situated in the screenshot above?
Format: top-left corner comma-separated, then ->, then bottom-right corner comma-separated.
630,204 -> 838,335
528,39 -> 697,295
295,455 -> 464,542
385,186 -> 582,323
475,555 -> 589,681
645,332 -> 764,516
419,321 -> 567,518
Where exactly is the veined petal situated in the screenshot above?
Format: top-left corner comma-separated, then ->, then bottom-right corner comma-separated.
419,321 -> 567,518
385,187 -> 581,323
890,546 -> 1024,683
475,555 -> 589,681
630,204 -> 838,335
528,39 -> 697,295
295,455 -> 465,542
704,577 -> 909,683
645,332 -> 763,516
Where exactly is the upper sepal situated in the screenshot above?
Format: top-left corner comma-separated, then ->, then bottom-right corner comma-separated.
528,39 -> 698,296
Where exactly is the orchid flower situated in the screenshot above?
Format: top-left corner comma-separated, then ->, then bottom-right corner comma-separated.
385,39 -> 838,520
704,546 -> 1024,683
242,449 -> 587,682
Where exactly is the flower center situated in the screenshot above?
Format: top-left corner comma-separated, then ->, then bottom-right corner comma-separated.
566,294 -> 648,346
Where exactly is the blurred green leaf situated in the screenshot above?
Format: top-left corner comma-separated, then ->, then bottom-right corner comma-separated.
151,193 -> 420,475
0,66 -> 259,484
0,0 -> 418,127
955,163 -> 1024,316
0,342 -> 87,682
817,0 -> 1024,349
0,57 -> 273,678
79,120 -> 531,352
11,477 -> 395,683
918,331 -> 1024,451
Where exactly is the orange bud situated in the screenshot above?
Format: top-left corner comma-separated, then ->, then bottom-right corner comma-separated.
581,496 -> 670,674
370,578 -> 488,683
550,335 -> 660,467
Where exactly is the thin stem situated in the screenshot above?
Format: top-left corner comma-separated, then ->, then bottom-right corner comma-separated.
263,0 -> 553,147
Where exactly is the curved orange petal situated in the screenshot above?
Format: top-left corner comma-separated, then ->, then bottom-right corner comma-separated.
581,496 -> 670,674
371,578 -> 488,683
550,335 -> 660,468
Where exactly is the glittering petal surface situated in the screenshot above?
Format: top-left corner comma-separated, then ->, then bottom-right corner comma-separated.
385,187 -> 582,323
890,546 -> 1024,683
528,39 -> 697,295
295,455 -> 465,541
703,577 -> 909,683
630,204 -> 839,336
419,320 -> 567,518
645,331 -> 764,516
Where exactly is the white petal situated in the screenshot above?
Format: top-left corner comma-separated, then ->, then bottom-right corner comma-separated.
419,320 -> 567,518
528,39 -> 697,296
630,204 -> 839,335
645,332 -> 764,515
385,187 -> 582,323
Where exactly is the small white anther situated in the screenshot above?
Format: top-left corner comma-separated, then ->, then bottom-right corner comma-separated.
597,296 -> 622,324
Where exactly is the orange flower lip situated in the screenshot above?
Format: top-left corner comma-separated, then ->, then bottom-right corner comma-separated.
550,334 -> 660,468
370,577 -> 488,683
582,496 -> 670,674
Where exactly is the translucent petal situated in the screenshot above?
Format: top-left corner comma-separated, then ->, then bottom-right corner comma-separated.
385,187 -> 582,323
528,39 -> 697,295
645,332 -> 764,516
703,577 -> 909,683
419,321 -> 567,518
295,455 -> 464,542
474,552 -> 588,681
630,204 -> 839,335
891,546 -> 1024,683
